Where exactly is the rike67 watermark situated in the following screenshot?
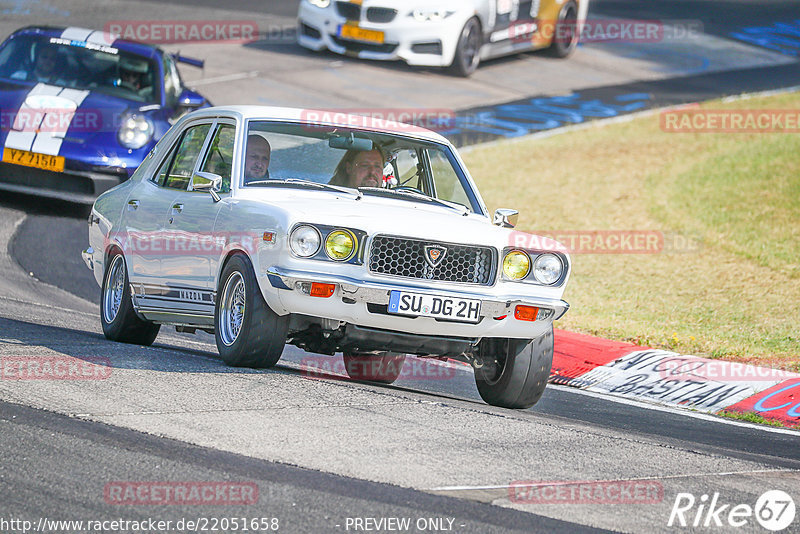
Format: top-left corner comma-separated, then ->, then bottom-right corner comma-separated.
669,490 -> 795,531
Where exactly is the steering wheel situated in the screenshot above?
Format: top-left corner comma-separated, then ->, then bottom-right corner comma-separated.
393,186 -> 426,195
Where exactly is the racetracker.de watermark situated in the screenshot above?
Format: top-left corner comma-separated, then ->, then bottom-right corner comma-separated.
104,482 -> 259,505
301,355 -> 458,381
508,230 -> 702,254
509,479 -> 664,504
519,18 -> 702,44
104,20 -> 258,44
1,356 -> 112,380
660,108 -> 800,133
656,357 -> 799,383
300,108 -> 456,133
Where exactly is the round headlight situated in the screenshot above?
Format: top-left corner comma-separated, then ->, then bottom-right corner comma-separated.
289,225 -> 321,257
325,230 -> 356,261
118,113 -> 154,149
503,250 -> 531,280
308,0 -> 330,7
533,254 -> 563,285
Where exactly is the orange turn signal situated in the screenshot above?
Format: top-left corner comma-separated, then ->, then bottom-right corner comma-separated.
514,305 -> 539,322
310,282 -> 336,298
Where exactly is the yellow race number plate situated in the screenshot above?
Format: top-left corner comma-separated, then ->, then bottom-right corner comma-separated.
2,148 -> 65,172
339,24 -> 385,44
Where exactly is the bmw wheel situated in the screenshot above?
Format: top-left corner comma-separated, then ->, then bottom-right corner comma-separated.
547,1 -> 579,58
450,17 -> 482,77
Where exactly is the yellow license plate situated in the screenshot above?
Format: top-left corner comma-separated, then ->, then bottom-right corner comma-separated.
339,24 -> 385,44
2,148 -> 65,172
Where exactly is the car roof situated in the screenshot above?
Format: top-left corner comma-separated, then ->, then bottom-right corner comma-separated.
7,25 -> 161,60
184,105 -> 454,145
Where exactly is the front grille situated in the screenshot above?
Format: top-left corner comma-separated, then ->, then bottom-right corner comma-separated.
411,41 -> 443,55
330,35 -> 398,54
335,1 -> 361,20
366,7 -> 397,23
369,236 -> 495,285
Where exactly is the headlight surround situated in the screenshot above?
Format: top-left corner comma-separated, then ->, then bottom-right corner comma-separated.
289,225 -> 321,258
502,250 -> 531,280
117,113 -> 154,150
307,0 -> 330,7
533,253 -> 564,285
411,9 -> 453,22
324,229 -> 356,261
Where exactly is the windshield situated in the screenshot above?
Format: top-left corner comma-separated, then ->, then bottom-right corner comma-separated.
243,121 -> 481,213
0,34 -> 160,104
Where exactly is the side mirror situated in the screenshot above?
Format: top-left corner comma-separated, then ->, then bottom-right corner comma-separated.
493,208 -> 519,228
191,171 -> 222,202
177,88 -> 206,109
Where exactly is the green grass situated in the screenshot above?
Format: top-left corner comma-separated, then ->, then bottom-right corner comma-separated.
463,92 -> 800,367
717,410 -> 795,429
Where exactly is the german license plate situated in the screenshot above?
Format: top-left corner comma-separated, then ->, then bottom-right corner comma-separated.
388,291 -> 481,322
339,24 -> 385,44
2,148 -> 64,172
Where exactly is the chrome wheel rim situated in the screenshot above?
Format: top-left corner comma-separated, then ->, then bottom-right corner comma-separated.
219,272 -> 246,346
102,255 -> 125,324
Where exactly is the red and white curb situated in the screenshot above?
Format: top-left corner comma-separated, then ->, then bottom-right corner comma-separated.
551,330 -> 800,428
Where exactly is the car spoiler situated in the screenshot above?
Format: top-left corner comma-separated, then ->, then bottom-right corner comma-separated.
172,54 -> 204,68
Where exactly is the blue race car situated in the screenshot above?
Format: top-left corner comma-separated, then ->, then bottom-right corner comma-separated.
0,26 -> 209,203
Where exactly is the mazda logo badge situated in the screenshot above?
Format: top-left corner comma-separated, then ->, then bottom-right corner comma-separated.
424,245 -> 447,268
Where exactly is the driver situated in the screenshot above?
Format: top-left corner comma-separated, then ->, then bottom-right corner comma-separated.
329,148 -> 385,188
117,56 -> 151,97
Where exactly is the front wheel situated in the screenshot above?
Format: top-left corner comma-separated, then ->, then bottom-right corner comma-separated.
342,352 -> 406,384
100,251 -> 160,345
474,327 -> 553,409
449,17 -> 482,77
215,254 -> 289,368
546,1 -> 579,58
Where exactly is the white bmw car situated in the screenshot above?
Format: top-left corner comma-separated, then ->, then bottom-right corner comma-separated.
83,106 -> 571,409
298,0 -> 588,76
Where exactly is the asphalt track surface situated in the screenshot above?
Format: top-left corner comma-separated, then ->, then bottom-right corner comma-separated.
2,0 -> 800,532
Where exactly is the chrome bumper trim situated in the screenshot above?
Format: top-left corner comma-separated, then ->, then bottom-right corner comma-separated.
81,247 -> 94,271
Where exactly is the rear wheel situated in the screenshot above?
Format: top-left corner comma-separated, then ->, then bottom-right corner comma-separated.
449,17 -> 482,77
342,352 -> 406,384
474,327 -> 553,409
215,254 -> 289,368
546,1 -> 579,58
101,251 -> 160,345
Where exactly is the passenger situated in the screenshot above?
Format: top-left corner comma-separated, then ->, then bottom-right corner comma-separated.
243,134 -> 271,183
329,148 -> 385,188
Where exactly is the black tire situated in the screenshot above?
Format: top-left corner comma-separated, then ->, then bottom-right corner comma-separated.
342,352 -> 406,384
449,17 -> 482,77
546,1 -> 579,58
100,250 -> 160,345
474,327 -> 553,409
215,254 -> 288,368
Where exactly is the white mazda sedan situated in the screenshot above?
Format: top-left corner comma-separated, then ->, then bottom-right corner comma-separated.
297,0 -> 588,76
82,106 -> 571,409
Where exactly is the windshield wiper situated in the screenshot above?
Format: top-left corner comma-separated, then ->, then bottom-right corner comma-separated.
246,179 -> 362,199
359,187 -> 469,214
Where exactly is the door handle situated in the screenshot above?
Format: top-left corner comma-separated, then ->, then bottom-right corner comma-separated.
127,200 -> 139,211
171,203 -> 184,214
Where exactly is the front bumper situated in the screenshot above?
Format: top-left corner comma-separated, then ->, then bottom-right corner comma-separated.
297,4 -> 465,67
265,266 -> 568,340
0,161 -> 128,204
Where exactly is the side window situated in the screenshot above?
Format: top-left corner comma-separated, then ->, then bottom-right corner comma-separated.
393,149 -> 422,189
159,124 -> 212,190
427,148 -> 472,209
163,53 -> 182,108
199,124 -> 235,194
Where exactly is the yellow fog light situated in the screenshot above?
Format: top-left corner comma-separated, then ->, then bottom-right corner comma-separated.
503,250 -> 530,280
325,230 -> 356,261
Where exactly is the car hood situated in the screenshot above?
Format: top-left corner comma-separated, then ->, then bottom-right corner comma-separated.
237,187 -> 556,252
0,79 -> 156,151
